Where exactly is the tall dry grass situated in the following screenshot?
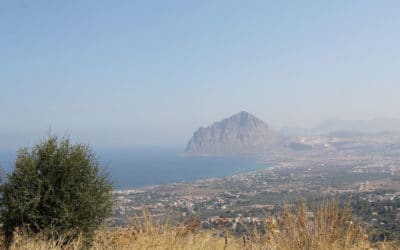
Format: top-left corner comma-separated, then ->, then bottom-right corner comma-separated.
262,199 -> 370,249
4,200 -> 400,250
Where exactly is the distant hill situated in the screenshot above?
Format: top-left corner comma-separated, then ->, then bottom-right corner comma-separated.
279,127 -> 311,136
312,118 -> 400,134
184,111 -> 278,156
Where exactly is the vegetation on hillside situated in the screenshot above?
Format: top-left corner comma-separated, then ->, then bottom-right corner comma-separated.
0,136 -> 398,249
3,199 -> 400,249
0,135 -> 113,249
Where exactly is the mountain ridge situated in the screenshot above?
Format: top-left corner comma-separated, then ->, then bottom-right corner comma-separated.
312,117 -> 400,134
184,111 -> 278,156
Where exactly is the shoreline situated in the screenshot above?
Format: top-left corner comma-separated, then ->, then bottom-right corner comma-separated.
112,163 -> 274,192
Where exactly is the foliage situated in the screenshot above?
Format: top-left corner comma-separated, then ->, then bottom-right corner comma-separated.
3,200 -> 400,249
0,135 -> 113,248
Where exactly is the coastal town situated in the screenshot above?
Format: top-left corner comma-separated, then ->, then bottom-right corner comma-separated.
109,136 -> 400,240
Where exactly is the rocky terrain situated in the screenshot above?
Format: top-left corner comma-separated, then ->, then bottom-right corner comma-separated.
185,112 -> 400,156
185,111 -> 279,156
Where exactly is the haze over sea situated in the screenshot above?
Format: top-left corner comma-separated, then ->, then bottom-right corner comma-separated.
0,148 -> 265,190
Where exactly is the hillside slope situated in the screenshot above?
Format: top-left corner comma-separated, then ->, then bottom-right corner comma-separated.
185,111 -> 278,156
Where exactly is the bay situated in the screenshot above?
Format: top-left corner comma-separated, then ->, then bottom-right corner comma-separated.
0,147 -> 266,190
98,147 -> 266,189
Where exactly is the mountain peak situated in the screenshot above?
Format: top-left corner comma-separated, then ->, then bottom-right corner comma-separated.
185,112 -> 278,156
235,110 -> 252,118
231,111 -> 256,122
233,110 -> 256,118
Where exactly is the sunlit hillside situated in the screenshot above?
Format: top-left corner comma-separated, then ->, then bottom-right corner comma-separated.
6,200 -> 400,250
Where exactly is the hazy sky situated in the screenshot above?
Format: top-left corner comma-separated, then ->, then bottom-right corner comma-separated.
1,1 -> 400,149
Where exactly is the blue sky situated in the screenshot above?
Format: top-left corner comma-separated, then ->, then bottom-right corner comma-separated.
1,1 -> 400,149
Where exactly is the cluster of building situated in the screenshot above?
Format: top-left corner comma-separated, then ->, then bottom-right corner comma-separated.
108,136 -> 400,238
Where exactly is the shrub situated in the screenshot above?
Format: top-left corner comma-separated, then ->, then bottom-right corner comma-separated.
0,135 -> 113,248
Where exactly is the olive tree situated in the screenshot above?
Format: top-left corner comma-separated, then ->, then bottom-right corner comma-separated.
0,135 -> 113,248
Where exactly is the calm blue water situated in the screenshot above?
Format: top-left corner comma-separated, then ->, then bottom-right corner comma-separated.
0,148 -> 266,189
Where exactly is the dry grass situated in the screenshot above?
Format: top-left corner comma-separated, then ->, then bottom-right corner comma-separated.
4,200 -> 400,250
262,199 -> 370,249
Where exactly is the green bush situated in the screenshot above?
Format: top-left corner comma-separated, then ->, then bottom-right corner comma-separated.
0,135 -> 113,248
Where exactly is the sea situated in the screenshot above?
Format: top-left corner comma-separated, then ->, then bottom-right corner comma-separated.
0,147 -> 267,190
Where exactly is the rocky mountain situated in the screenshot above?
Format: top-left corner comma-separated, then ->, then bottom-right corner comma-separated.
184,111 -> 279,156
